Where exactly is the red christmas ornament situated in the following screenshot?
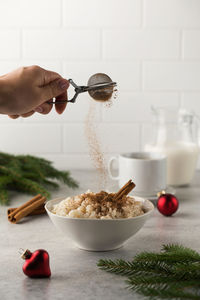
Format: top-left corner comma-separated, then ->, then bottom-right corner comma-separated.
157,192 -> 179,216
21,249 -> 51,278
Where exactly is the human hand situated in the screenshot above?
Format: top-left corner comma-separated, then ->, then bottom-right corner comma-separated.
0,65 -> 69,118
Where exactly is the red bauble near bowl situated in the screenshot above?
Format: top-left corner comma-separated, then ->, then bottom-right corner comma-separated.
157,192 -> 179,216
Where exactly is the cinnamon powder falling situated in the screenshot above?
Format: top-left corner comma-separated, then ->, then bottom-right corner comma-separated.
85,100 -> 107,189
104,87 -> 118,108
85,89 -> 118,190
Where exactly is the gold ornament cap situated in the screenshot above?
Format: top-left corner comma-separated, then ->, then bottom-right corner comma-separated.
19,249 -> 32,260
157,190 -> 166,198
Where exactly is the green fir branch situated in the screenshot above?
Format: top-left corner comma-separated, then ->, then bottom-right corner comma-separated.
97,244 -> 200,300
98,259 -> 139,276
162,244 -> 200,260
0,152 -> 78,205
0,189 -> 9,205
10,178 -> 50,199
0,175 -> 13,187
134,252 -> 200,264
42,179 -> 60,189
128,283 -> 200,300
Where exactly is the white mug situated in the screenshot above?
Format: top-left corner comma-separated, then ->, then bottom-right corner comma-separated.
108,152 -> 167,196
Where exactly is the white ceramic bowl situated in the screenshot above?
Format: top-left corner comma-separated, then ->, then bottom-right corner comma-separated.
45,196 -> 154,251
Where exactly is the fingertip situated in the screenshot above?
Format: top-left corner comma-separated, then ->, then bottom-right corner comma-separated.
34,106 -> 43,113
55,104 -> 67,114
21,111 -> 35,118
8,115 -> 19,119
55,91 -> 68,114
57,107 -> 66,114
34,103 -> 53,115
58,79 -> 70,90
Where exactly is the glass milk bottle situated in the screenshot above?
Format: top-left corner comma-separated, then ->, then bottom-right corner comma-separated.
145,107 -> 200,186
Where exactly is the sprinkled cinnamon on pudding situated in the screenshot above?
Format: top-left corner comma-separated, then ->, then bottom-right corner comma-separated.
51,180 -> 145,219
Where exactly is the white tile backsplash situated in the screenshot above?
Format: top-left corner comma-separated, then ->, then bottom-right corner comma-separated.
0,0 -> 61,28
183,30 -> 200,59
0,30 -> 20,59
0,0 -> 199,170
0,115 -> 22,123
22,29 -> 101,59
143,62 -> 200,91
63,123 -> 140,154
98,124 -> 140,153
39,154 -> 94,170
0,0 -> 20,28
20,0 -> 61,28
144,0 -> 200,28
102,92 -> 180,123
181,93 -> 200,115
63,0 -> 142,28
103,30 -> 180,59
0,124 -> 61,153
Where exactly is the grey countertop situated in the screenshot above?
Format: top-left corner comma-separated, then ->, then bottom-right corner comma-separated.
1,170 -> 200,300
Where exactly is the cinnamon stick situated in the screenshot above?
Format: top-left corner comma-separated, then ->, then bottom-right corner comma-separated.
8,194 -> 42,221
7,206 -> 46,216
8,194 -> 46,224
113,180 -> 135,201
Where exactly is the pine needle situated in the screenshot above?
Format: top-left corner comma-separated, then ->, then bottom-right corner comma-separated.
97,244 -> 200,300
0,152 -> 79,205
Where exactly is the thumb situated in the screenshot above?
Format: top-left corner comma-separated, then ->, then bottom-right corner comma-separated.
41,78 -> 69,100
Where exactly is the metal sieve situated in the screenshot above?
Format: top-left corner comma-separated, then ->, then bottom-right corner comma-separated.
48,73 -> 117,104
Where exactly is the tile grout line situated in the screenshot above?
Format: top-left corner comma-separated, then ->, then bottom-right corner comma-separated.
2,58 -> 200,63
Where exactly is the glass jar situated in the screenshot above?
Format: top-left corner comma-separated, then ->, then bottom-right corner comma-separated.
145,107 -> 200,186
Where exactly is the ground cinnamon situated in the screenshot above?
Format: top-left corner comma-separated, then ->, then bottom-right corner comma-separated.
85,74 -> 117,189
88,85 -> 113,102
8,194 -> 46,224
79,179 -> 136,214
85,100 -> 108,189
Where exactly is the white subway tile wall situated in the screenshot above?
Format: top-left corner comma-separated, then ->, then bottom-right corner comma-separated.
103,30 -> 180,59
0,30 -> 20,59
0,0 -> 199,170
183,30 -> 200,59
